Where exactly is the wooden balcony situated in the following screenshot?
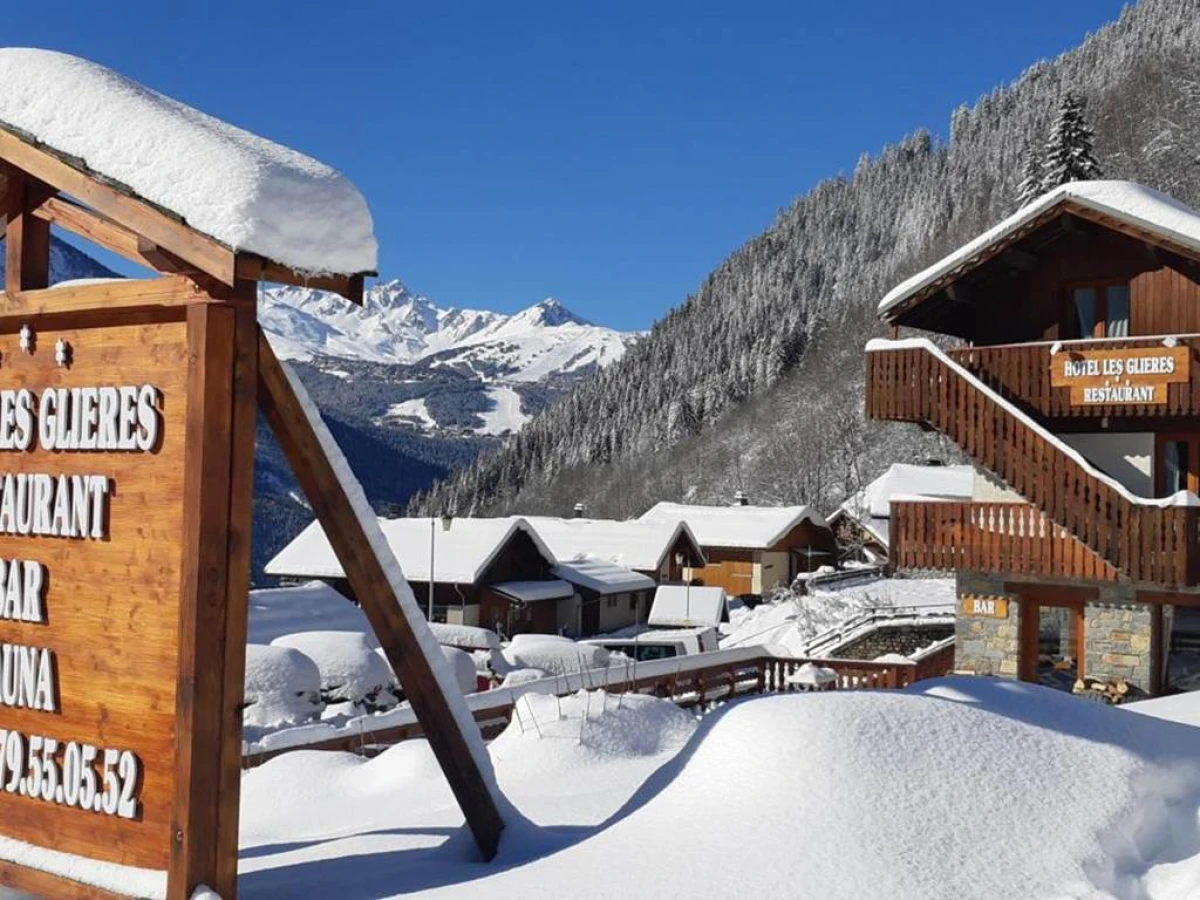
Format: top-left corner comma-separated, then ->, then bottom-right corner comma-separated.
948,336 -> 1200,422
890,500 -> 1120,582
865,340 -> 1200,586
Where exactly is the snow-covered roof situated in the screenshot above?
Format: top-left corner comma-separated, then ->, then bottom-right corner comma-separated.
0,49 -> 377,276
265,516 -> 557,584
639,502 -> 828,550
551,559 -> 656,595
840,464 -> 977,522
491,580 -> 576,604
525,516 -> 704,572
879,181 -> 1200,320
648,585 -> 729,628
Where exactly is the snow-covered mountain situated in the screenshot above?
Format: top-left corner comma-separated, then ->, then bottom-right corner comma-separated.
260,279 -> 635,383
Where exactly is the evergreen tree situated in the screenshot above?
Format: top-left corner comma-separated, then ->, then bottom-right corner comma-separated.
1015,143 -> 1046,208
1042,91 -> 1103,188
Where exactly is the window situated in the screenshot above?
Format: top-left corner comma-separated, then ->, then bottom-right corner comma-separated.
1066,281 -> 1130,338
1157,434 -> 1200,496
1164,440 -> 1190,494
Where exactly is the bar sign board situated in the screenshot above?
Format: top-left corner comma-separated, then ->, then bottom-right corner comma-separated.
1049,346 -> 1190,405
962,595 -> 1009,619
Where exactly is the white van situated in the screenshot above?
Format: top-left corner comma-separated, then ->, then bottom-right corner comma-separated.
582,626 -> 719,662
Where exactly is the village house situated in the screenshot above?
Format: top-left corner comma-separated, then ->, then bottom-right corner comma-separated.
523,514 -> 706,634
267,517 -> 571,636
866,180 -> 1200,697
268,515 -> 689,638
639,498 -> 836,595
829,462 -> 1015,565
525,514 -> 706,583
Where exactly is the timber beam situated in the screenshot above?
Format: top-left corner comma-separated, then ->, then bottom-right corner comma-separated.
235,255 -> 366,304
256,328 -> 505,860
0,276 -> 211,321
3,165 -> 54,294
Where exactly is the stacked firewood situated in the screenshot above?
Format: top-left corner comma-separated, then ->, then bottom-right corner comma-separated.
1071,676 -> 1146,705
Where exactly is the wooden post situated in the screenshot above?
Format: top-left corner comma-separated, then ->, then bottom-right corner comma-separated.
4,165 -> 52,294
169,296 -> 256,900
256,328 -> 505,860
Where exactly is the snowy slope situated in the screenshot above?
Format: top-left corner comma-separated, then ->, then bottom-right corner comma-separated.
233,679 -> 1200,900
260,280 -> 636,383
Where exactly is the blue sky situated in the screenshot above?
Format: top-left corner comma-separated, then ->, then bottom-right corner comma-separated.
10,1 -> 1126,330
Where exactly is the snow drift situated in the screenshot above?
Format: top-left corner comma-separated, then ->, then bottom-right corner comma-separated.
239,678 -> 1200,899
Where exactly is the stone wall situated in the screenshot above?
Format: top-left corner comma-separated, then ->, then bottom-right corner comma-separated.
954,572 -> 1020,678
835,624 -> 954,660
1084,600 -> 1154,691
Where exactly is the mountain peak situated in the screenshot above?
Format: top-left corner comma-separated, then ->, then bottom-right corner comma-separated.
516,297 -> 591,328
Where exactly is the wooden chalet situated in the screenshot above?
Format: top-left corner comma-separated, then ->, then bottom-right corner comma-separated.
267,516 -> 573,636
639,499 -> 836,595
867,180 -> 1200,696
525,514 -> 706,578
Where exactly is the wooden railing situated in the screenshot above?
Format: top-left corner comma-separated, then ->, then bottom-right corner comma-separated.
866,342 -> 1200,586
891,500 -> 1120,582
948,337 -> 1200,421
242,649 -> 952,767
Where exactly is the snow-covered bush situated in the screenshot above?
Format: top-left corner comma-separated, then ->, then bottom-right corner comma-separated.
438,645 -> 479,696
502,634 -> 610,677
243,644 -> 323,729
272,631 -> 397,714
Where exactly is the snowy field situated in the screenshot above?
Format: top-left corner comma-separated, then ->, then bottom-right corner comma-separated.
230,678 -> 1200,900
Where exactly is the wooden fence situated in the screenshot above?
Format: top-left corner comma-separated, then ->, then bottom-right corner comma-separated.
242,645 -> 955,768
890,500 -> 1120,582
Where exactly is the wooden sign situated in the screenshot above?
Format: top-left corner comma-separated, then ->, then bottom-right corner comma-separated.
0,112 -> 503,900
0,309 -> 229,895
962,595 -> 1009,619
1049,346 -> 1190,405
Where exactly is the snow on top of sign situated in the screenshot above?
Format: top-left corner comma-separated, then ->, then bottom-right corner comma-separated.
648,585 -> 729,628
866,337 -> 1200,508
639,502 -> 827,550
276,361 -> 505,812
879,181 -> 1200,316
266,516 -> 556,585
0,49 -> 377,275
524,515 -> 701,572
551,557 -> 656,594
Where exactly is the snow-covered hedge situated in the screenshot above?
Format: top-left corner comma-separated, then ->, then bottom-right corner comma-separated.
502,634 -> 610,677
272,631 -> 398,714
243,644 -> 324,728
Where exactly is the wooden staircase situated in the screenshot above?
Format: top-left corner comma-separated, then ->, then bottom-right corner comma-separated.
866,340 -> 1199,586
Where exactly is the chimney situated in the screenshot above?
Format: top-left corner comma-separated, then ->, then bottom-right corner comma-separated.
572,502 -> 585,519
733,490 -> 748,507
